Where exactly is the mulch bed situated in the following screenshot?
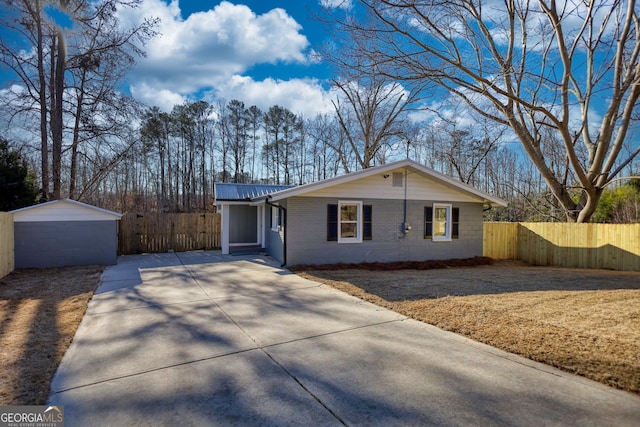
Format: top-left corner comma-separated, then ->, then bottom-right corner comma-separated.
291,256 -> 494,271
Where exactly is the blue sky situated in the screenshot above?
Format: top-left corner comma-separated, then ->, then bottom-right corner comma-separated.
6,0 -> 636,161
116,0 -> 350,115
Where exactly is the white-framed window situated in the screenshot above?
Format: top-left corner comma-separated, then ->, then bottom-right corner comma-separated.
271,206 -> 280,231
432,203 -> 452,241
338,200 -> 362,243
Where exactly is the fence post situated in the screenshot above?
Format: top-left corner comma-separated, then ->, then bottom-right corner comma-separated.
0,212 -> 14,278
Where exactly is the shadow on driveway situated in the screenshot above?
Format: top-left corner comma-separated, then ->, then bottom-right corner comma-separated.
48,251 -> 640,426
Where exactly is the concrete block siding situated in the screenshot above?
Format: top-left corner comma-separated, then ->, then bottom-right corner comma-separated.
284,196 -> 483,266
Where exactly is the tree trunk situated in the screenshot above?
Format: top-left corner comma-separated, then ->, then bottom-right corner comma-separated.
51,29 -> 66,200
69,69 -> 86,199
35,0 -> 49,199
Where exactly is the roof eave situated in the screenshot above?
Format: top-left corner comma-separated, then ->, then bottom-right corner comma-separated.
484,199 -> 509,208
262,159 -> 508,206
9,198 -> 123,218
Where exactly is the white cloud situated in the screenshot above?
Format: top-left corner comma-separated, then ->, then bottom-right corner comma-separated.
0,84 -> 26,97
319,0 -> 353,11
118,0 -> 332,114
134,0 -> 309,93
129,82 -> 186,111
214,75 -> 335,117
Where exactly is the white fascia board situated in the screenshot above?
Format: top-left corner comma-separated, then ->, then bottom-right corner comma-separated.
258,161 -> 410,202
259,159 -> 507,207
216,201 -> 256,206
11,199 -> 123,221
9,199 -> 59,214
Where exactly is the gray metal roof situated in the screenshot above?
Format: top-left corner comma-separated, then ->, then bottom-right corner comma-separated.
214,183 -> 294,201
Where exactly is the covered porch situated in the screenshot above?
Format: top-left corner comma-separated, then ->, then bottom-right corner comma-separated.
214,183 -> 293,255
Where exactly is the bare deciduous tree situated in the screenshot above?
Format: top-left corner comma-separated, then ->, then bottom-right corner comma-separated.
226,99 -> 249,183
0,0 -> 157,200
338,0 -> 640,222
246,105 -> 263,182
331,73 -> 419,169
307,113 -> 346,179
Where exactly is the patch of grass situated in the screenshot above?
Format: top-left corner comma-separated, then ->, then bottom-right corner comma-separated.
0,266 -> 104,405
297,262 -> 640,394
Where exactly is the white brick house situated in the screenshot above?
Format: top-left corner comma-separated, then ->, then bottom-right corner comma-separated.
215,159 -> 506,266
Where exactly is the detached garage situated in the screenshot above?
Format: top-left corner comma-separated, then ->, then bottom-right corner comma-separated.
11,199 -> 122,268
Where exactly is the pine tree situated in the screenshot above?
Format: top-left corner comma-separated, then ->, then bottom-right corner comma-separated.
0,139 -> 39,211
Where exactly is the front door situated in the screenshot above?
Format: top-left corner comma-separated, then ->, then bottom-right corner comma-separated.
229,204 -> 258,245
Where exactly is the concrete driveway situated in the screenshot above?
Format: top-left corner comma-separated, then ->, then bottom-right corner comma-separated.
48,251 -> 640,426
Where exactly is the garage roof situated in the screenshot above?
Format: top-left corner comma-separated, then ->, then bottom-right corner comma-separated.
10,199 -> 123,222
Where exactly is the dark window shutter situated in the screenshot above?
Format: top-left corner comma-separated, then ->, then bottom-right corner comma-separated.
327,204 -> 338,241
424,206 -> 433,239
363,205 -> 372,240
452,207 -> 459,239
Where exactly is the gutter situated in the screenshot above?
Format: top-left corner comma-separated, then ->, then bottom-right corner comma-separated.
265,196 -> 287,267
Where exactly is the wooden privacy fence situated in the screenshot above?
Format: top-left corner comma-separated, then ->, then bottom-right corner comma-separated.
484,222 -> 640,271
0,212 -> 14,278
119,213 -> 221,255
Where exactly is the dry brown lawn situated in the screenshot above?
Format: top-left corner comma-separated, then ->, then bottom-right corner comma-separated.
295,260 -> 640,395
0,266 -> 104,405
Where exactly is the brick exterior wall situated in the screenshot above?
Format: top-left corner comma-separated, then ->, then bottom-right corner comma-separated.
283,196 -> 484,266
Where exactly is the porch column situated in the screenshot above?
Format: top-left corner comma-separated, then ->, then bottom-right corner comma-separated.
257,204 -> 265,248
220,204 -> 230,255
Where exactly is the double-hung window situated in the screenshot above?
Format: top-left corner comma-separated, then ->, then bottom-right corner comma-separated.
327,201 -> 372,243
271,206 -> 280,231
425,204 -> 459,241
338,201 -> 362,243
433,204 -> 451,240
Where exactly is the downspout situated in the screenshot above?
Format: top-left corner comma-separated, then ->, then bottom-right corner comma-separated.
404,168 -> 408,225
403,168 -> 411,234
266,196 -> 287,267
